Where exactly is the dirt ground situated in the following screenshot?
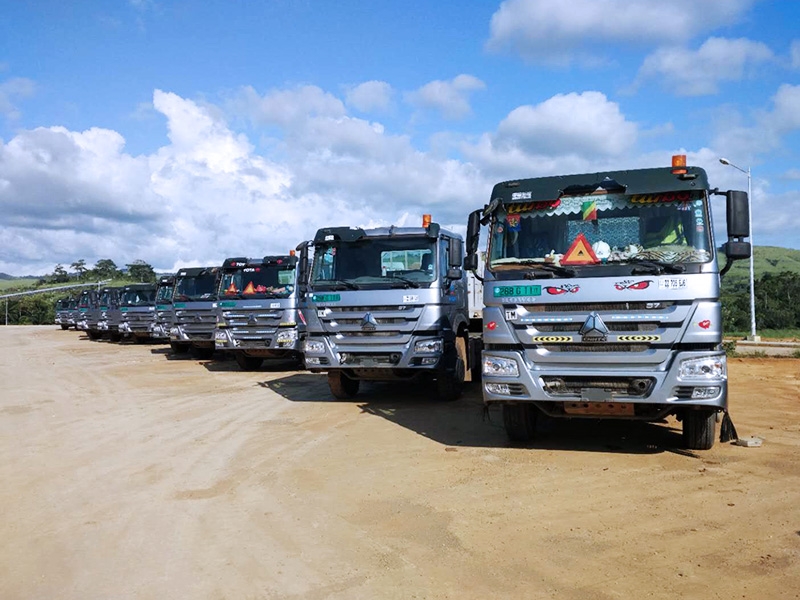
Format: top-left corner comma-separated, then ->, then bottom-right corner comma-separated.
1,326 -> 799,600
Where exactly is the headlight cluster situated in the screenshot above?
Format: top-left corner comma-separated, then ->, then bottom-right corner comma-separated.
679,356 -> 726,380
482,356 -> 519,377
414,338 -> 443,354
276,329 -> 298,347
304,339 -> 325,353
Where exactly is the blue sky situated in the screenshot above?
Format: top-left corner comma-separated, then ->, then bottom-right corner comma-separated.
1,0 -> 799,275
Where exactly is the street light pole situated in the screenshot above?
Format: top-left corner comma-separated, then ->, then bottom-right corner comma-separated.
719,158 -> 757,341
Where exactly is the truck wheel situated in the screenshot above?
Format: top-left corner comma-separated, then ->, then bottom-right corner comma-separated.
503,403 -> 537,442
436,337 -> 467,401
191,346 -> 215,360
87,330 -> 101,341
60,324 -> 70,330
109,332 -> 122,342
328,371 -> 359,399
170,342 -> 190,355
235,354 -> 264,371
682,409 -> 716,450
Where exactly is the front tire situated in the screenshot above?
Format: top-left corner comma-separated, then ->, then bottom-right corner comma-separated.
503,403 -> 538,442
328,371 -> 360,399
60,324 -> 70,330
170,342 -> 190,355
191,346 -> 215,360
436,337 -> 467,401
235,353 -> 264,371
682,409 -> 716,450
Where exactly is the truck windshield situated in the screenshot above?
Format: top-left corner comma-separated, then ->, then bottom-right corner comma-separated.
312,238 -> 437,288
219,265 -> 296,299
99,291 -> 117,306
155,284 -> 174,304
121,289 -> 155,306
174,274 -> 218,301
489,191 -> 712,270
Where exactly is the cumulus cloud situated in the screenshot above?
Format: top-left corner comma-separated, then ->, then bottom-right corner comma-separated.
486,0 -> 754,65
462,91 -> 638,179
405,74 -> 486,120
636,37 -> 773,95
233,85 -> 346,128
344,80 -> 393,113
792,40 -> 800,68
712,83 -> 800,156
0,77 -> 35,120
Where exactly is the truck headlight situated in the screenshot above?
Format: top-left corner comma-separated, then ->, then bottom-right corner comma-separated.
679,356 -> 726,380
414,338 -> 443,354
483,356 -> 519,377
276,329 -> 298,347
305,339 -> 325,353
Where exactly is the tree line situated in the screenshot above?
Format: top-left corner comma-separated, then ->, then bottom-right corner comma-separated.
46,259 -> 157,284
721,271 -> 800,333
2,259 -> 158,326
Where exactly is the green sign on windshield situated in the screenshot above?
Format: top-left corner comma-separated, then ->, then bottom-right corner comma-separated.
493,285 -> 542,298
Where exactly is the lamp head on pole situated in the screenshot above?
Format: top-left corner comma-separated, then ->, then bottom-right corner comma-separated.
719,158 -> 730,166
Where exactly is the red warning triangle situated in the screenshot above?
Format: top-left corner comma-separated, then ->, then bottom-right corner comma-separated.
243,281 -> 256,295
561,233 -> 599,265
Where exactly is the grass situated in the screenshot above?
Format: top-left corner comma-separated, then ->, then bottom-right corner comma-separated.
725,329 -> 800,341
0,278 -> 39,292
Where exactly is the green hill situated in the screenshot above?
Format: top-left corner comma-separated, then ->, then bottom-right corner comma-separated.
722,246 -> 800,291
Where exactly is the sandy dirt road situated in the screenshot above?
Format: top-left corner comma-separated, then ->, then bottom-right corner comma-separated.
1,326 -> 799,600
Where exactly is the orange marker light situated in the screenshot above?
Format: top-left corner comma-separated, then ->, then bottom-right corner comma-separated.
671,154 -> 687,175
422,214 -> 432,228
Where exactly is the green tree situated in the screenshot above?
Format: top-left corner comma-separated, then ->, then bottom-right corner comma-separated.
94,258 -> 119,280
52,264 -> 70,283
71,259 -> 88,281
126,259 -> 156,283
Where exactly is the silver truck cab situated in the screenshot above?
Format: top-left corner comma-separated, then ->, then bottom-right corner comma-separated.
169,266 -> 221,359
118,283 -> 157,342
150,275 -> 175,342
464,157 -> 751,449
55,297 -> 71,330
97,286 -> 124,341
300,219 -> 477,400
214,255 -> 304,370
77,289 -> 103,340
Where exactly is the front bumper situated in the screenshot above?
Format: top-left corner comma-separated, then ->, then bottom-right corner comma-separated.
481,349 -> 727,415
302,335 -> 444,371
214,327 -> 300,352
170,326 -> 213,343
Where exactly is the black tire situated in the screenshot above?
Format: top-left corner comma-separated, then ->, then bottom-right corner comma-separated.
235,353 -> 264,371
503,403 -> 538,442
328,371 -> 360,399
191,346 -> 215,360
87,330 -> 101,340
682,409 -> 716,450
60,324 -> 70,330
170,342 -> 190,355
133,335 -> 147,344
109,332 -> 122,342
436,337 -> 467,401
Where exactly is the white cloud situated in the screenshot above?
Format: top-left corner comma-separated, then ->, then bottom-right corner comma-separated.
234,85 -> 346,128
405,74 -> 486,120
637,37 -> 773,96
344,81 -> 393,113
0,77 -> 35,120
713,83 -> 800,157
792,40 -> 800,68
486,0 -> 754,65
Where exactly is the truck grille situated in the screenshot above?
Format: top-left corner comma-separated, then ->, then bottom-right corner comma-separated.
541,376 -> 655,397
222,309 -> 282,341
318,305 -> 423,346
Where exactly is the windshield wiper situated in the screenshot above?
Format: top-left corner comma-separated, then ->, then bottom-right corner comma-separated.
628,258 -> 686,275
317,279 -> 359,290
387,275 -> 420,288
522,263 -> 577,279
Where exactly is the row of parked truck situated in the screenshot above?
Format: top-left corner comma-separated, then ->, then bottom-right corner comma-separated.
55,157 -> 752,449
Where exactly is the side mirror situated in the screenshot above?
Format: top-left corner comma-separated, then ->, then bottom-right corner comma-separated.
448,237 -> 463,267
447,267 -> 463,280
463,254 -> 478,271
723,241 -> 751,260
726,190 -> 750,238
296,241 -> 310,286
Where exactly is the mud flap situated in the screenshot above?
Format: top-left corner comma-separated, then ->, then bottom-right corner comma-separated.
720,411 -> 738,443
